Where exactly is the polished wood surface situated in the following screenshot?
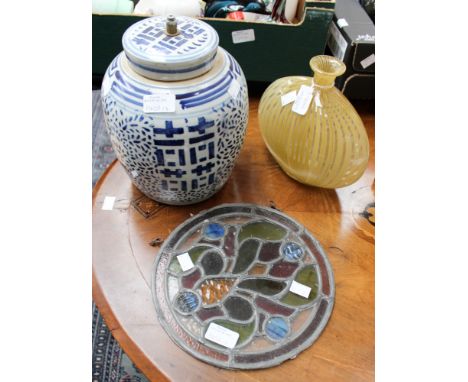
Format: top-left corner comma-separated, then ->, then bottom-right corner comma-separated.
93,97 -> 375,382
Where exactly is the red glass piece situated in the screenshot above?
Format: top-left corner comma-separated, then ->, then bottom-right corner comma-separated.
255,296 -> 295,317
196,307 -> 224,321
223,226 -> 237,257
181,268 -> 202,289
258,242 -> 282,262
269,260 -> 299,278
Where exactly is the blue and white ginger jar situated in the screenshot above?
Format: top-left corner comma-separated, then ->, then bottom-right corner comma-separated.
101,16 -> 249,205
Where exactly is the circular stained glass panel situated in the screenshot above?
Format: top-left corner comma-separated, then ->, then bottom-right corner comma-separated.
152,204 -> 335,369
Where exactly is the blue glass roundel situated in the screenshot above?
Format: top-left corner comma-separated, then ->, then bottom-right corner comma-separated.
175,291 -> 200,314
265,317 -> 289,341
282,242 -> 304,261
204,223 -> 225,239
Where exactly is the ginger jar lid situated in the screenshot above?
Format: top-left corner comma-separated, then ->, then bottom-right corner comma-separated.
122,15 -> 219,81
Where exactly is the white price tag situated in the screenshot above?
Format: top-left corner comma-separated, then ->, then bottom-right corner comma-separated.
337,18 -> 349,28
228,80 -> 241,98
291,85 -> 312,115
205,323 -> 239,349
232,29 -> 255,44
360,53 -> 375,69
281,90 -> 297,106
177,253 -> 194,272
102,196 -> 116,211
290,280 -> 311,298
143,91 -> 176,113
131,170 -> 139,178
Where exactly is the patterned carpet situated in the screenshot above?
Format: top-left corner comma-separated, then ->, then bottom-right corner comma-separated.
92,90 -> 150,382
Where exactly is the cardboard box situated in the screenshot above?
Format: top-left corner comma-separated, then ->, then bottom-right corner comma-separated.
93,0 -> 335,82
326,0 -> 374,99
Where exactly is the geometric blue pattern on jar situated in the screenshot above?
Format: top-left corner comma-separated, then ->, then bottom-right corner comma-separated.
265,316 -> 289,341
175,291 -> 200,314
204,223 -> 225,239
101,43 -> 248,205
282,242 -> 304,261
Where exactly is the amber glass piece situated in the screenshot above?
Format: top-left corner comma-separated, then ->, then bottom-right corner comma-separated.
198,278 -> 235,305
248,263 -> 267,275
232,239 -> 260,274
238,221 -> 287,243
258,55 -> 369,188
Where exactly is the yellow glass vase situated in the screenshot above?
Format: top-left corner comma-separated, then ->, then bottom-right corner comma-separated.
258,55 -> 369,188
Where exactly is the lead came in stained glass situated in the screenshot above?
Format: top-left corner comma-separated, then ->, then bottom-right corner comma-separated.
152,204 -> 335,369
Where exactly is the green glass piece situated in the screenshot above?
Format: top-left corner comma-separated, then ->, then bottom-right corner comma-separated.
237,221 -> 287,243
211,319 -> 256,346
168,246 -> 212,273
232,239 -> 260,274
189,246 -> 212,263
238,278 -> 286,295
280,265 -> 319,306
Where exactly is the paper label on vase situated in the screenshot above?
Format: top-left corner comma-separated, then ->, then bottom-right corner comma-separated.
131,170 -> 139,178
291,85 -> 313,115
281,91 -> 297,106
205,323 -> 239,349
328,22 -> 348,61
228,80 -> 241,98
232,29 -> 255,44
143,91 -> 176,113
102,196 -> 116,211
360,53 -> 375,69
337,18 -> 349,28
289,280 -> 311,298
177,253 -> 194,272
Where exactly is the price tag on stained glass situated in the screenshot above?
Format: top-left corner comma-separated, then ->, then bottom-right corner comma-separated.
289,280 -> 311,298
205,323 -> 239,349
143,91 -> 176,113
177,253 -> 194,272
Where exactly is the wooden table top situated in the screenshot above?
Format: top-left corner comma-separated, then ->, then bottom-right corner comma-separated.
92,97 -> 375,382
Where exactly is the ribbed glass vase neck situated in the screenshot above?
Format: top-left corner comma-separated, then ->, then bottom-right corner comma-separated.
310,55 -> 346,87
